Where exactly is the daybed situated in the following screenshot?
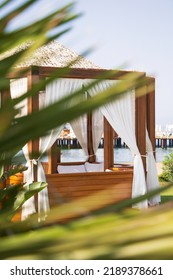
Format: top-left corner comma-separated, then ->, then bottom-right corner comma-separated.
46,162 -> 132,207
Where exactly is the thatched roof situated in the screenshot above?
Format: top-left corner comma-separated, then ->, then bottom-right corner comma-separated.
1,41 -> 100,69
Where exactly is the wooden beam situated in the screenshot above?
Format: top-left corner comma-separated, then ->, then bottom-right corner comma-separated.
7,66 -> 146,81
39,66 -> 146,80
135,88 -> 147,171
104,117 -> 114,170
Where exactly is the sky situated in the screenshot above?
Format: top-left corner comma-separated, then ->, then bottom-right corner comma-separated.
2,0 -> 173,127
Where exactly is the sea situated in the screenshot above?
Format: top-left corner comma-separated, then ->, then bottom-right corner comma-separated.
60,147 -> 172,164
12,147 -> 173,165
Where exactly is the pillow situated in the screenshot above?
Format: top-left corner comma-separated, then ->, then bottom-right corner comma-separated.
57,164 -> 86,174
105,169 -> 113,172
84,162 -> 104,172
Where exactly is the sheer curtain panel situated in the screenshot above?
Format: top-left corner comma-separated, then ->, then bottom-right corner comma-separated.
10,78 -> 36,220
146,130 -> 161,205
88,80 -> 148,208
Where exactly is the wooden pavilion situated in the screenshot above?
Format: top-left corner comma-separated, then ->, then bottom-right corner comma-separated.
1,41 -> 159,220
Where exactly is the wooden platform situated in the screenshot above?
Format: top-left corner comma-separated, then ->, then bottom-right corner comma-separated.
8,169 -> 133,207
46,170 -> 133,208
8,168 -> 133,222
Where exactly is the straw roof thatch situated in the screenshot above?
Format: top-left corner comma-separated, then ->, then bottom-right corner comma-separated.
1,41 -> 100,69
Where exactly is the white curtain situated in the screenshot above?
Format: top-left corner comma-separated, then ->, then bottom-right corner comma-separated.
31,78 -> 84,220
146,130 -> 161,205
37,78 -> 92,217
10,78 -> 28,116
22,144 -> 37,220
69,82 -> 88,157
71,110 -> 103,161
75,80 -> 104,160
71,115 -> 88,156
38,78 -> 84,218
47,79 -> 85,158
10,78 -> 36,219
92,109 -> 103,155
88,80 -> 148,209
36,82 -> 65,220
47,78 -> 103,163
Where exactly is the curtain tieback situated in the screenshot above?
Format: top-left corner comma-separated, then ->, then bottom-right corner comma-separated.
88,154 -> 95,157
134,154 -> 148,158
30,159 -> 41,165
30,159 -> 38,165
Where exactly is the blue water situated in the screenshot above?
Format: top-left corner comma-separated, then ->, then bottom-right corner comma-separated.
61,147 -> 173,163
12,147 -> 173,164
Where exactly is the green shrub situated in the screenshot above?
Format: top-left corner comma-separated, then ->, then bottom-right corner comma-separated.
159,153 -> 173,182
0,164 -> 46,221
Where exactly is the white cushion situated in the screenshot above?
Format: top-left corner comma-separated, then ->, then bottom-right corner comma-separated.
84,162 -> 104,172
57,164 -> 86,174
105,169 -> 113,172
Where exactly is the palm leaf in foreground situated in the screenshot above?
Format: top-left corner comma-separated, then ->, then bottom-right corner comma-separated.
0,183 -> 173,260
0,0 -> 170,262
1,201 -> 173,260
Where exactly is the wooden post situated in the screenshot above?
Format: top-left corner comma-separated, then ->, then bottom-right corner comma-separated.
27,66 -> 40,181
87,112 -> 96,163
135,88 -> 147,172
48,140 -> 61,174
146,77 -> 156,157
1,79 -> 11,105
0,79 -> 11,188
104,117 -> 114,170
